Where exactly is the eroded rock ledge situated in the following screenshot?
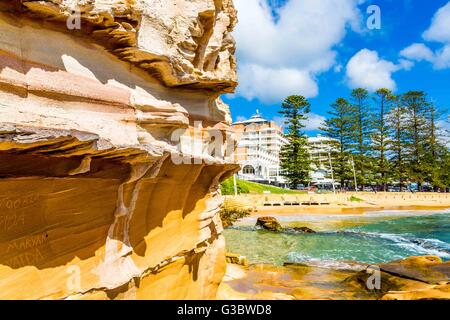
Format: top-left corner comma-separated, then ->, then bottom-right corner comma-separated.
0,0 -> 238,300
0,0 -> 237,92
219,256 -> 450,300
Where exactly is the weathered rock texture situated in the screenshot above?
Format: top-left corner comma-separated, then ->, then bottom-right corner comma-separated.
218,256 -> 450,300
0,0 -> 238,300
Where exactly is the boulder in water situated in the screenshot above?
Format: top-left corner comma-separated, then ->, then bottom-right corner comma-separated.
256,217 -> 283,232
292,227 -> 317,234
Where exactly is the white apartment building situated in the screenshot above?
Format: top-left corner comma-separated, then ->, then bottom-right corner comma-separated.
232,110 -> 288,184
308,135 -> 339,188
232,110 -> 338,188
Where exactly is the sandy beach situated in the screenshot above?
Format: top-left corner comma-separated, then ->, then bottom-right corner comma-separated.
253,204 -> 450,216
224,192 -> 450,216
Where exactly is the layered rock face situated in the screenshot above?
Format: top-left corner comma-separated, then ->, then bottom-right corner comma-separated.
0,0 -> 238,299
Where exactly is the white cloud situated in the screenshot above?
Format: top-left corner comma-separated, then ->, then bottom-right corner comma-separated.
345,49 -> 406,91
400,43 -> 435,62
304,113 -> 326,131
400,43 -> 450,70
434,44 -> 450,69
423,2 -> 450,43
233,0 -> 363,104
400,2 -> 450,70
437,118 -> 450,146
238,64 -> 318,102
398,59 -> 414,71
273,113 -> 325,132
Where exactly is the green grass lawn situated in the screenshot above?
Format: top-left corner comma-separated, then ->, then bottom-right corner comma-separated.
221,178 -> 304,195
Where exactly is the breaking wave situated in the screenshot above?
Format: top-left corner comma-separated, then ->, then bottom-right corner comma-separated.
354,231 -> 450,259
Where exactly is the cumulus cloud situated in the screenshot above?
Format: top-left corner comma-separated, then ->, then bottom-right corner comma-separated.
400,42 -> 450,70
304,113 -> 327,131
238,64 -> 318,102
398,59 -> 414,71
345,49 -> 407,91
400,43 -> 435,62
434,45 -> 450,69
400,2 -> 450,70
423,2 -> 450,43
272,113 -> 325,132
233,0 -> 363,104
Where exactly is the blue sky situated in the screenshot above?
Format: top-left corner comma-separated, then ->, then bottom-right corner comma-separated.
223,0 -> 450,135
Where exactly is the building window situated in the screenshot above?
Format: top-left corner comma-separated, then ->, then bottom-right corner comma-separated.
242,165 -> 255,175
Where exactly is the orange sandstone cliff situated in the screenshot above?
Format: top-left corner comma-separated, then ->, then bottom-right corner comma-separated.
0,0 -> 239,299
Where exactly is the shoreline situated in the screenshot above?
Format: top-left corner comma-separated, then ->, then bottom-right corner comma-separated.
252,204 -> 450,216
224,192 -> 450,217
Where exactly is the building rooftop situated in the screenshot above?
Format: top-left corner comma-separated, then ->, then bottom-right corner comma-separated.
233,109 -> 269,125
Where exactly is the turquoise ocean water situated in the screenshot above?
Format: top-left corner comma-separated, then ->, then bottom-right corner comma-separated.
224,210 -> 450,267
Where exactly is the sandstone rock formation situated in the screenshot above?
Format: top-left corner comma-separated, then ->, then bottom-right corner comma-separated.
219,256 -> 450,300
0,0 -> 238,300
290,226 -> 316,234
255,216 -> 283,232
225,252 -> 248,267
346,256 -> 450,300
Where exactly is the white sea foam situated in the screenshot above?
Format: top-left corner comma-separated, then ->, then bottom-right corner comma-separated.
422,238 -> 450,249
286,252 -> 366,271
356,231 -> 450,259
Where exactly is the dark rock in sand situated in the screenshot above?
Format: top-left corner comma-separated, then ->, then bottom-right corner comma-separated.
256,217 -> 283,232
